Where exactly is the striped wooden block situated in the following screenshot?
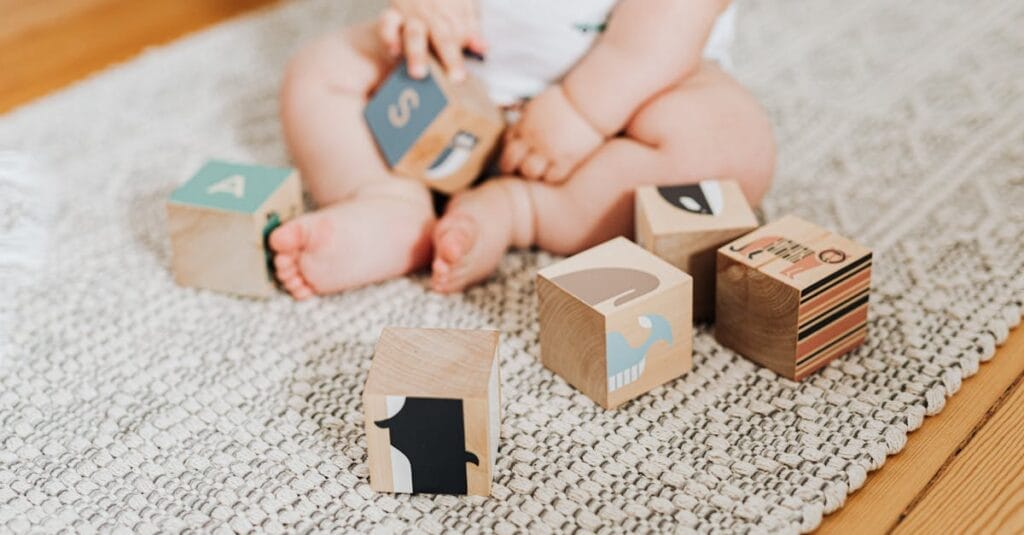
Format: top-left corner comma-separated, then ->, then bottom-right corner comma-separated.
714,215 -> 872,380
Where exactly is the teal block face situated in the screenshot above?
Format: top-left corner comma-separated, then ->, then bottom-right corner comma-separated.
170,160 -> 293,214
365,61 -> 449,167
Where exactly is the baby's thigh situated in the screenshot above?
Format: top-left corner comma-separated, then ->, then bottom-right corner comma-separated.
623,62 -> 775,202
625,63 -> 753,144
283,21 -> 392,98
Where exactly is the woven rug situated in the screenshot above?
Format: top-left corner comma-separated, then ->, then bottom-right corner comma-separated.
1,0 -> 1022,532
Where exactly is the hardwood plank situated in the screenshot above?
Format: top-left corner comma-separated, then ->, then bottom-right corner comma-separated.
894,371 -> 1024,534
818,326 -> 1024,534
0,0 -> 103,42
0,0 -> 278,113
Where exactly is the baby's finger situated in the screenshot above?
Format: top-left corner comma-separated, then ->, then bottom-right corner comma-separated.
459,3 -> 487,55
403,18 -> 429,78
429,20 -> 466,81
499,138 -> 529,175
466,34 -> 488,57
378,8 -> 403,57
544,161 -> 573,183
520,153 -> 550,181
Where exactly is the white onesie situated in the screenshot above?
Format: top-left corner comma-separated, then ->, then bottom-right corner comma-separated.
468,0 -> 737,106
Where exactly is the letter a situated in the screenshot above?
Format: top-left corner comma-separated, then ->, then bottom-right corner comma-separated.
206,174 -> 246,198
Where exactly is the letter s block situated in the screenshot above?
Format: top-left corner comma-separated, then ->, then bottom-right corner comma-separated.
537,237 -> 693,409
364,328 -> 501,496
364,59 -> 504,194
166,159 -> 303,297
715,215 -> 873,380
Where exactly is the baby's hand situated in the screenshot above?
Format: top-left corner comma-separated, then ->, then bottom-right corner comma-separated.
500,86 -> 605,183
378,0 -> 487,81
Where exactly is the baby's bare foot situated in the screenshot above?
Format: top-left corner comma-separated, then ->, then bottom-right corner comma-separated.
432,179 -> 534,293
270,182 -> 435,299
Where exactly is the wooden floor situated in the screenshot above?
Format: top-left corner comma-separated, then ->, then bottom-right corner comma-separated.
2,1 -> 1022,532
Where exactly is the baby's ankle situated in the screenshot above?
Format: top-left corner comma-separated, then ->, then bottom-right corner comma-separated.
497,179 -> 536,249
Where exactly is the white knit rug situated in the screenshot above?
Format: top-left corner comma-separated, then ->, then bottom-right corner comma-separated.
1,0 -> 1022,532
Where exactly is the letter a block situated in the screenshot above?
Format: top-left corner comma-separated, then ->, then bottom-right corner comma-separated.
364,328 -> 501,496
537,237 -> 693,409
715,215 -> 873,381
364,59 -> 504,194
166,160 -> 303,297
635,179 -> 758,321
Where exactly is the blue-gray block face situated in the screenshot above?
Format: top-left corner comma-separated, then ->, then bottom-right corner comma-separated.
365,62 -> 449,167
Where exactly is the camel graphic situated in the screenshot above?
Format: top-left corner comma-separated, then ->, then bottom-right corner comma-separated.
778,253 -> 823,279
729,236 -> 782,260
606,314 -> 674,392
731,237 -> 844,279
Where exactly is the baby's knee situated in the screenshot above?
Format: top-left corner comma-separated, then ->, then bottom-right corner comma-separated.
654,102 -> 775,207
722,110 -> 776,206
281,23 -> 382,103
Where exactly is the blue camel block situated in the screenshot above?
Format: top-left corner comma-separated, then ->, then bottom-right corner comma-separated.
537,237 -> 694,409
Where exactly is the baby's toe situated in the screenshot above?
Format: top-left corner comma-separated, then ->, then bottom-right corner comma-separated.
269,218 -> 308,254
274,256 -> 299,279
277,270 -> 315,299
291,286 -> 314,300
275,265 -> 299,283
434,213 -> 477,265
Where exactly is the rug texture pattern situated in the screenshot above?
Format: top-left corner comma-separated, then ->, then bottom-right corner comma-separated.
1,0 -> 1022,532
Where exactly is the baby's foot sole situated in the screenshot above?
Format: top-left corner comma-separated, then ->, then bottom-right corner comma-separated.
270,219 -> 317,299
431,180 -> 527,293
267,183 -> 436,298
431,213 -> 478,293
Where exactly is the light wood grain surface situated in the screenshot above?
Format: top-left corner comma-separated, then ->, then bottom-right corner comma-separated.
818,329 -> 1024,533
0,0 -> 278,113
894,374 -> 1024,534
1,1 -> 1021,532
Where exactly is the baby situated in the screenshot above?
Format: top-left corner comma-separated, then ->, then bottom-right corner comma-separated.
270,0 -> 775,299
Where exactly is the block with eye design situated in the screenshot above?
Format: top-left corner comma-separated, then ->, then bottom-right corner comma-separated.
635,179 -> 758,321
166,159 -> 303,297
715,215 -> 873,381
363,328 -> 500,496
364,58 -> 504,194
537,237 -> 693,409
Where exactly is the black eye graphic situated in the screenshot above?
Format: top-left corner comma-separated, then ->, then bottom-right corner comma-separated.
657,180 -> 722,215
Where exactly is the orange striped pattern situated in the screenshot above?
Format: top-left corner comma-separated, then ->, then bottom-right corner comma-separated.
794,253 -> 872,377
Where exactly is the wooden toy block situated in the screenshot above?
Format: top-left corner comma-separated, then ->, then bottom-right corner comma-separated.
363,328 -> 500,496
364,58 -> 504,194
715,215 -> 872,381
635,179 -> 758,321
537,237 -> 693,409
166,159 -> 303,297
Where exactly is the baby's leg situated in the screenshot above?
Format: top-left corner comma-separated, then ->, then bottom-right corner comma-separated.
432,62 -> 775,292
271,22 -> 436,298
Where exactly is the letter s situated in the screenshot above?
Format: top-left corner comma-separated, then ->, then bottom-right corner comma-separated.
387,88 -> 420,128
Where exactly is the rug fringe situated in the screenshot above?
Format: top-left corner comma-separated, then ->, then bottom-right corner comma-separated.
0,150 -> 57,358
